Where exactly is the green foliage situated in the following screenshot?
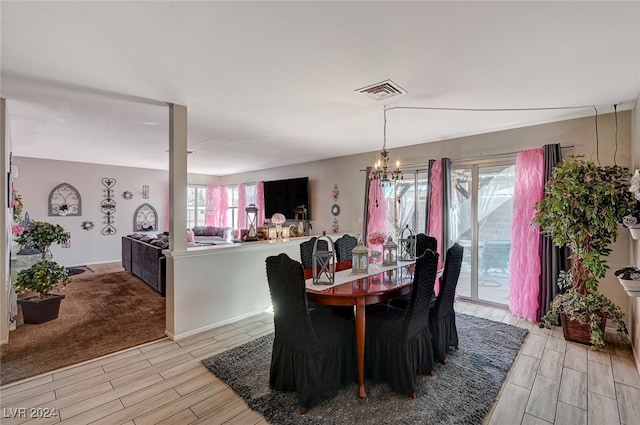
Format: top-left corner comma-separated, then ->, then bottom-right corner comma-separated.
15,220 -> 70,259
533,157 -> 633,293
15,260 -> 71,300
533,157 -> 632,348
540,272 -> 628,350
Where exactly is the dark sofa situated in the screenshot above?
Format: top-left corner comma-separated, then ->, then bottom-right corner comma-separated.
122,234 -> 167,296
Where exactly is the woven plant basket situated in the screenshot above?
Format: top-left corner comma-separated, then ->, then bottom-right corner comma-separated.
560,312 -> 607,346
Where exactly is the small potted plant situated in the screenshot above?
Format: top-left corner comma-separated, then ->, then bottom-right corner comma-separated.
15,220 -> 70,260
14,220 -> 72,324
614,266 -> 640,294
534,156 -> 632,349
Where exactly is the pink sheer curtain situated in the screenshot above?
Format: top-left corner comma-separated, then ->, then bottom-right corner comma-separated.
237,183 -> 247,230
509,148 -> 544,320
367,173 -> 387,243
205,185 -> 228,227
428,160 -> 443,258
255,181 -> 265,227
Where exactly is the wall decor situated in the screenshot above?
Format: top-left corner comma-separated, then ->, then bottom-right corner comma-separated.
122,191 -> 133,200
81,221 -> 95,231
134,203 -> 158,232
48,183 -> 81,216
331,185 -> 340,233
101,177 -> 117,235
142,185 -> 149,199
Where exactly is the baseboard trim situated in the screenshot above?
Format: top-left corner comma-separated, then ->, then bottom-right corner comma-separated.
168,308 -> 271,341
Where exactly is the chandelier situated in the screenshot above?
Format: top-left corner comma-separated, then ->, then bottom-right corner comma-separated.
370,105 -> 402,184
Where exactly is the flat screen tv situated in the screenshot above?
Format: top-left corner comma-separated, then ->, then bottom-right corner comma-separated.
263,177 -> 311,220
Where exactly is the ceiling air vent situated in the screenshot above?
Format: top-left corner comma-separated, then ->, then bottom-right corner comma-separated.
356,79 -> 407,102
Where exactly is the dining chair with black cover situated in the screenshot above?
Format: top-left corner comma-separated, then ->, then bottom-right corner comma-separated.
415,233 -> 437,257
334,234 -> 358,262
364,249 -> 439,398
387,233 -> 438,309
429,243 -> 464,365
299,237 -> 328,269
265,253 -> 355,413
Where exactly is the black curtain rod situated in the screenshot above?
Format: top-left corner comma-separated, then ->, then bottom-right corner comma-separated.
360,144 -> 575,172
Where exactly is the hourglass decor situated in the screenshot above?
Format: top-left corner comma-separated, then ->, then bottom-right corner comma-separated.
245,204 -> 259,241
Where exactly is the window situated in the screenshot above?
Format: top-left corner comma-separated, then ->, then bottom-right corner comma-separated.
226,186 -> 238,229
450,161 -> 515,306
187,185 -> 207,229
188,183 -> 257,230
376,170 -> 429,240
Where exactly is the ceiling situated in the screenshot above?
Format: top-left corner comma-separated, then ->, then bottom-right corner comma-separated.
2,1 -> 639,176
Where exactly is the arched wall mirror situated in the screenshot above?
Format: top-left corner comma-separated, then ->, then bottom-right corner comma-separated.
49,183 -> 82,216
134,203 -> 158,232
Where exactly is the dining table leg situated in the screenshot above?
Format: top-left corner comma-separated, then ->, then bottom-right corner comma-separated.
355,296 -> 367,399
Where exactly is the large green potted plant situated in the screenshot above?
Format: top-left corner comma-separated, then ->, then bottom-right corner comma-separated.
533,156 -> 632,349
14,221 -> 71,324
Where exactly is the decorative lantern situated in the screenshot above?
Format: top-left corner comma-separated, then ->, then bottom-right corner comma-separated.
382,235 -> 398,266
352,238 -> 369,274
293,205 -> 308,236
312,232 -> 336,285
245,203 -> 258,241
399,224 -> 415,261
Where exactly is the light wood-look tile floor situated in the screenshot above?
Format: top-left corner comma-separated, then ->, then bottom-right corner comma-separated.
1,300 -> 638,425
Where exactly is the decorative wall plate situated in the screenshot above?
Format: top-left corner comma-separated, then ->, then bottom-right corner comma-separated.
81,221 -> 95,231
331,204 -> 341,216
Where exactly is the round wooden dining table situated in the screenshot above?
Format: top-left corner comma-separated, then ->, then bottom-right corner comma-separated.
306,263 -> 416,399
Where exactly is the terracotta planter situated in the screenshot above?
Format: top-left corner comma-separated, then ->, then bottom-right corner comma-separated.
17,294 -> 65,324
560,312 -> 607,346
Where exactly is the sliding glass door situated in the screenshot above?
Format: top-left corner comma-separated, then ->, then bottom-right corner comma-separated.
450,161 -> 515,306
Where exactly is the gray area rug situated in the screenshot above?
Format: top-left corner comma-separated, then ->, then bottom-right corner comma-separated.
201,313 -> 528,425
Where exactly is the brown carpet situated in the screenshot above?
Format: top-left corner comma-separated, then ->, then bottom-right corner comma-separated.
0,267 -> 166,386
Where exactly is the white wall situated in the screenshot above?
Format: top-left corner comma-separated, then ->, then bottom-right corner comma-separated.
224,154 -> 368,236
11,158 -> 171,266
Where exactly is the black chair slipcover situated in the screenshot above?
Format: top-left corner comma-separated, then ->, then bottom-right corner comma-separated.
299,237 -> 328,269
300,237 -> 353,317
265,253 -> 355,413
364,249 -> 439,397
415,233 -> 437,257
429,243 -> 464,364
388,233 -> 438,309
334,234 -> 358,262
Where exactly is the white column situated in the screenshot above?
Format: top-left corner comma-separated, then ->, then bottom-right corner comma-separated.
169,104 -> 188,252
166,103 -> 188,337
